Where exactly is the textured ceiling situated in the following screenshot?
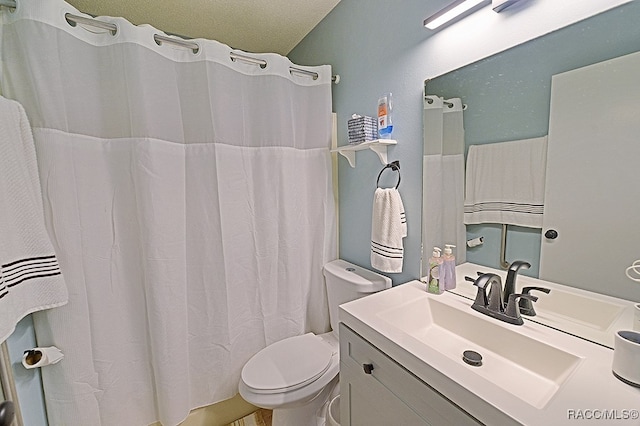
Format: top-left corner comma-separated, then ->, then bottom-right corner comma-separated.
65,0 -> 341,55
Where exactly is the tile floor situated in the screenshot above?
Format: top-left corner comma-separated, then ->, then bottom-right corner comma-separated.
228,408 -> 272,426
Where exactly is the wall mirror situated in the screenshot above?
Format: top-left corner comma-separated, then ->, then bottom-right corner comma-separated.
422,2 -> 640,346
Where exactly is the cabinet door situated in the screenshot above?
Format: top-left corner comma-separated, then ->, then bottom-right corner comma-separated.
340,324 -> 481,426
341,361 -> 429,426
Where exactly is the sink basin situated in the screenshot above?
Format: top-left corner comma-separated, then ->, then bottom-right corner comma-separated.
533,288 -> 626,331
377,296 -> 583,409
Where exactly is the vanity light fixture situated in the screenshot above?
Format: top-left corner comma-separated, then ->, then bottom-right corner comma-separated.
492,0 -> 524,12
423,0 -> 488,30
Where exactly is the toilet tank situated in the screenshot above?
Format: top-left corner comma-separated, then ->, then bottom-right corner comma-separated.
323,259 -> 391,335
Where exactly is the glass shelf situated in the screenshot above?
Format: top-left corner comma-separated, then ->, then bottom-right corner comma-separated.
331,139 -> 397,167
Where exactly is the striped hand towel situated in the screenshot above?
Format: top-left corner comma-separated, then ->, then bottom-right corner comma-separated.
371,188 -> 407,273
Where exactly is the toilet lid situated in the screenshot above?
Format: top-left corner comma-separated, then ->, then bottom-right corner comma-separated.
241,333 -> 334,394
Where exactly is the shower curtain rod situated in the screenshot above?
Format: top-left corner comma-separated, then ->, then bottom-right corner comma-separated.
0,0 -> 340,84
229,52 -> 340,83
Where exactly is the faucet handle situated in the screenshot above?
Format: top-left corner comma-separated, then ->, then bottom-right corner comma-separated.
470,273 -> 495,308
471,273 -> 503,310
519,287 -> 550,316
505,293 -> 538,325
470,275 -> 488,308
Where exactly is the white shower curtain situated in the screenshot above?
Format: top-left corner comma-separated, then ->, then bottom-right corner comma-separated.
422,95 -> 466,277
0,1 -> 336,425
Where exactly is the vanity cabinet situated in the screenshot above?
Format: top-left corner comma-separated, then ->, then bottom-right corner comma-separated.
339,323 -> 481,426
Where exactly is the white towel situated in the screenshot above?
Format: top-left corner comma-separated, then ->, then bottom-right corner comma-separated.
371,188 -> 407,273
464,136 -> 547,228
0,96 -> 68,343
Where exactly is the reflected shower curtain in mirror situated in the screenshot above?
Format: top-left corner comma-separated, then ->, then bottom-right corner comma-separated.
0,1 -> 336,425
422,96 -> 466,277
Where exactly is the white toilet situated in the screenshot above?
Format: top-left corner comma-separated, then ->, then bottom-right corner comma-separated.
239,259 -> 391,426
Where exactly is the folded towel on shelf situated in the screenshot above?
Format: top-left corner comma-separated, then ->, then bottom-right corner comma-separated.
371,188 -> 407,273
0,96 -> 68,343
464,136 -> 548,228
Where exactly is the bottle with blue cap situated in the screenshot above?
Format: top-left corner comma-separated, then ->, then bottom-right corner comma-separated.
377,93 -> 393,139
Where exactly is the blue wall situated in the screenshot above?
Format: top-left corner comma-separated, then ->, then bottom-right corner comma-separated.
291,0 -> 452,284
5,317 -> 49,426
289,0 -> 639,285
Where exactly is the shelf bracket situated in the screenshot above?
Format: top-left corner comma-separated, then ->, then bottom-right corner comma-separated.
369,144 -> 389,166
337,150 -> 357,168
331,139 -> 397,168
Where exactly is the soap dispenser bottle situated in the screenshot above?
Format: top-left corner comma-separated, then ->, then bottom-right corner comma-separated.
427,247 -> 443,294
442,244 -> 457,291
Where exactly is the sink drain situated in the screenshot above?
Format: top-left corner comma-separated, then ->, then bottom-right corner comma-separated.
462,350 -> 483,367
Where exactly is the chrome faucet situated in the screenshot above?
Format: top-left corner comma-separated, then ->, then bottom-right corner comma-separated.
470,273 -> 538,325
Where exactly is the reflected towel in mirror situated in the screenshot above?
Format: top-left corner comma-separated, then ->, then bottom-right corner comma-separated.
464,136 -> 547,228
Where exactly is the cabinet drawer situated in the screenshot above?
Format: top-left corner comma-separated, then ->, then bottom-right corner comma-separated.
340,323 -> 481,426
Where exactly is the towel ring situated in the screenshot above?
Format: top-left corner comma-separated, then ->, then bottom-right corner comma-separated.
377,161 -> 401,189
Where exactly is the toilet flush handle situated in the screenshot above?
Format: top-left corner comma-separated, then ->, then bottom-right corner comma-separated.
363,363 -> 374,374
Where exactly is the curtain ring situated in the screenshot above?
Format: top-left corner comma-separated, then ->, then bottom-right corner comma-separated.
376,161 -> 401,189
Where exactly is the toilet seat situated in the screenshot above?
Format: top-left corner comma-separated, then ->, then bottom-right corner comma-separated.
241,333 -> 334,394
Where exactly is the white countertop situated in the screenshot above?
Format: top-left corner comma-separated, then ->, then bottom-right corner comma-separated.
339,279 -> 640,425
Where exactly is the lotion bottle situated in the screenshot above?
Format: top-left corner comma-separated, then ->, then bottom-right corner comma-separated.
427,247 -> 443,294
442,244 -> 457,291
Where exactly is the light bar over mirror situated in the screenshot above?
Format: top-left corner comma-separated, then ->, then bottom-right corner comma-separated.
423,0 -> 489,30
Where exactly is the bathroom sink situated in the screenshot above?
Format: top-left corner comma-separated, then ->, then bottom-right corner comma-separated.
376,295 -> 582,409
